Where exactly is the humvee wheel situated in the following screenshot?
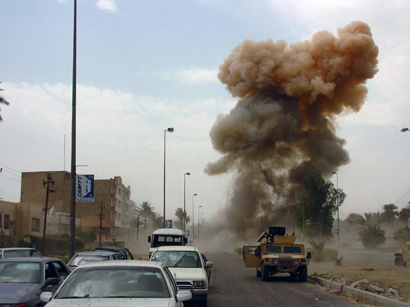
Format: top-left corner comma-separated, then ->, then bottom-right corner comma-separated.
395,256 -> 406,266
261,265 -> 269,281
299,266 -> 308,282
256,268 -> 261,278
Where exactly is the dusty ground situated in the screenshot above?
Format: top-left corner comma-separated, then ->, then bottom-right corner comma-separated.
308,261 -> 409,300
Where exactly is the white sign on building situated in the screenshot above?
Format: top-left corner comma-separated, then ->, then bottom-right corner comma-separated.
76,174 -> 94,202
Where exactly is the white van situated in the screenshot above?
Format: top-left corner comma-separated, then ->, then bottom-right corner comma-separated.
148,228 -> 187,258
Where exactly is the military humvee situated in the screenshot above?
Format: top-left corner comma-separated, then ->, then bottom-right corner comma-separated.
394,242 -> 410,266
243,227 -> 311,282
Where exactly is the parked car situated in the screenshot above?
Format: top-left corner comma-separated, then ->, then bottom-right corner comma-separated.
67,251 -> 122,270
0,247 -> 43,258
150,246 -> 213,306
93,246 -> 134,260
40,260 -> 192,306
0,257 -> 70,307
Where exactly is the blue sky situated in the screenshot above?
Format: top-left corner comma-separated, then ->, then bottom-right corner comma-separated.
0,0 -> 409,227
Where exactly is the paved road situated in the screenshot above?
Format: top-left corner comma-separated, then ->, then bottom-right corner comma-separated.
340,250 -> 394,265
187,253 -> 363,307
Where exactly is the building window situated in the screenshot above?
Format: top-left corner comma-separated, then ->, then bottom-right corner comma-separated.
0,214 -> 2,229
4,215 -> 10,230
31,218 -> 40,232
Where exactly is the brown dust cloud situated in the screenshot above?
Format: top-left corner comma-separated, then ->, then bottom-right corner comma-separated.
203,21 -> 379,246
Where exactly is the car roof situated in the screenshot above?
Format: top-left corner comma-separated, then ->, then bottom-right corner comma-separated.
0,247 -> 39,251
94,246 -> 130,252
72,260 -> 164,269
0,257 -> 61,263
152,228 -> 185,235
154,246 -> 198,252
74,251 -> 118,256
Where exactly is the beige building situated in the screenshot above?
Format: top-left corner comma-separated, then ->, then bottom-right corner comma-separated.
0,171 -> 133,247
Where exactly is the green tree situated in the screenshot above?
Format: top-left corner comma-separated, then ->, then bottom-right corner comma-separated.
151,212 -> 164,230
358,224 -> 386,249
174,208 -> 190,230
380,203 -> 399,225
398,204 -> 410,223
364,212 -> 379,225
137,201 -> 154,230
0,82 -> 10,122
291,171 -> 345,239
345,213 -> 366,227
393,226 -> 410,245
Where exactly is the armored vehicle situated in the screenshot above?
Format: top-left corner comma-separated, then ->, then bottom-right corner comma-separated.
394,242 -> 410,266
243,227 -> 311,282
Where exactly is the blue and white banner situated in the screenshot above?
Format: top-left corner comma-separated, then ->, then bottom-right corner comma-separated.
76,174 -> 94,202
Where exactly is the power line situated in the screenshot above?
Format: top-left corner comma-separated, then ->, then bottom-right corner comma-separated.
393,188 -> 410,207
0,163 -> 21,179
0,173 -> 20,182
0,189 -> 19,201
0,163 -> 21,175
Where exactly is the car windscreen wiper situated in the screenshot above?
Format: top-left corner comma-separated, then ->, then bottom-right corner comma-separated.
174,252 -> 187,267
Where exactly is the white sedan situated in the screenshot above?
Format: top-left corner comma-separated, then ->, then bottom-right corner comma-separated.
150,246 -> 213,307
40,260 -> 192,307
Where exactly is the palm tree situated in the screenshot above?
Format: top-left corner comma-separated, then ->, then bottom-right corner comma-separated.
380,203 -> 399,225
364,212 -> 378,225
358,224 -> 386,249
0,82 -> 10,123
137,202 -> 154,230
151,212 -> 164,230
174,208 -> 190,230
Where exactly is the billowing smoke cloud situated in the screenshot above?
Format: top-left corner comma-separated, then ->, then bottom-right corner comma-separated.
205,21 -> 378,237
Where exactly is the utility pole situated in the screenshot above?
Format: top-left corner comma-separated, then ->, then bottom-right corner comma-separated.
42,173 -> 54,255
98,203 -> 104,247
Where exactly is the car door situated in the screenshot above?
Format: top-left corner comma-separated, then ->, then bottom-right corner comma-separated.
243,246 -> 260,267
44,262 -> 61,293
53,260 -> 70,281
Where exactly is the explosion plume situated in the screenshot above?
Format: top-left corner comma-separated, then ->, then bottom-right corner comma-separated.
205,21 -> 378,236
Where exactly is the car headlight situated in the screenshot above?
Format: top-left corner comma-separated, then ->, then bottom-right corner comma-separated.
294,260 -> 299,265
273,260 -> 278,264
193,280 -> 207,288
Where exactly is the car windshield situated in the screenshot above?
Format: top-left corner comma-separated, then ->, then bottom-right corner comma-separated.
0,262 -> 40,283
151,251 -> 201,268
69,255 -> 111,267
3,249 -> 42,258
55,267 -> 170,299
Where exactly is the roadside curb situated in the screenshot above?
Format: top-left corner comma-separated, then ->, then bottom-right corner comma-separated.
311,276 -> 410,307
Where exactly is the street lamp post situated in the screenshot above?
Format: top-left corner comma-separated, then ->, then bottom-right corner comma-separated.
198,205 -> 202,240
183,172 -> 190,232
69,0 -> 77,259
192,193 -> 197,244
163,127 -> 174,228
333,171 -> 340,246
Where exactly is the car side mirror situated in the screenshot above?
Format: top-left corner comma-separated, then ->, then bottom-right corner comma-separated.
306,252 -> 311,259
40,291 -> 53,303
148,236 -> 151,243
205,261 -> 213,269
176,290 -> 192,302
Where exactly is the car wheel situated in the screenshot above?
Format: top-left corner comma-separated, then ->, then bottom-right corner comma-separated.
299,266 -> 308,282
395,256 -> 406,266
261,265 -> 269,281
198,297 -> 207,307
256,268 -> 261,278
